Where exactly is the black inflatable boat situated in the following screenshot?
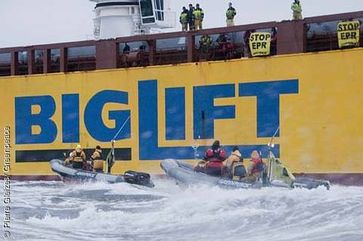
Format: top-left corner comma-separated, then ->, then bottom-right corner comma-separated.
50,159 -> 154,188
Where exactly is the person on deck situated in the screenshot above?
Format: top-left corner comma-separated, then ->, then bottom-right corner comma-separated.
199,34 -> 213,55
123,43 -> 130,54
180,7 -> 189,31
91,145 -> 104,173
65,144 -> 86,169
193,4 -> 204,30
226,2 -> 237,27
188,4 -> 195,31
291,0 -> 302,20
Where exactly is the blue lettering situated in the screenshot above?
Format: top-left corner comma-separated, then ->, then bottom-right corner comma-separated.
165,87 -> 185,140
138,80 -> 276,160
239,80 -> 299,137
139,80 -> 194,159
62,94 -> 80,143
193,84 -> 235,139
15,96 -> 57,144
84,90 -> 130,142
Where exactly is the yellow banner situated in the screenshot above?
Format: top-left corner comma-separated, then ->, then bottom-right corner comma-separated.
337,20 -> 360,48
249,32 -> 271,57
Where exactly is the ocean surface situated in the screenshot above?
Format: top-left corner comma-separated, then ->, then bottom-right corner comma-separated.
1,178 -> 363,241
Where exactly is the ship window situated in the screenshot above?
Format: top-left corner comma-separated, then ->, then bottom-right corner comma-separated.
34,50 -> 44,74
49,49 -> 60,73
156,37 -> 186,51
118,41 -> 150,68
67,46 -> 96,58
34,50 -> 44,63
155,37 -> 187,65
194,28 -> 277,61
306,20 -> 340,52
17,51 -> 28,75
140,0 -> 154,17
67,46 -> 96,72
18,51 -> 28,64
154,0 -> 164,21
0,53 -> 11,76
0,53 -> 11,64
139,0 -> 156,24
119,41 -> 149,53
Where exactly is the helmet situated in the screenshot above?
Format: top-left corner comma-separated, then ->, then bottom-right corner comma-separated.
251,150 -> 260,159
76,144 -> 82,152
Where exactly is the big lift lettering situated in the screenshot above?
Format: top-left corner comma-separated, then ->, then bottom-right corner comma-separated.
15,79 -> 298,160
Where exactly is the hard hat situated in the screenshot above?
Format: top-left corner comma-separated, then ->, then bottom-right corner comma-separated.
76,144 -> 82,152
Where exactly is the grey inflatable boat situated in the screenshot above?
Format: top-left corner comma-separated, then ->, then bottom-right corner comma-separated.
50,159 -> 154,188
160,151 -> 330,190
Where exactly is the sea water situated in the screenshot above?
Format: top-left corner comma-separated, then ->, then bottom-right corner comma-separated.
1,179 -> 363,241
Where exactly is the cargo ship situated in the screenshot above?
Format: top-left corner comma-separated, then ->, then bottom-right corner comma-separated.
0,0 -> 362,185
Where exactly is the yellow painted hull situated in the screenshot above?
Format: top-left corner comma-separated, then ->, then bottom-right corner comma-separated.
1,48 -> 363,183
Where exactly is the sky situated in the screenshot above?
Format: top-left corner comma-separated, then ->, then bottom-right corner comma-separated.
0,0 -> 362,48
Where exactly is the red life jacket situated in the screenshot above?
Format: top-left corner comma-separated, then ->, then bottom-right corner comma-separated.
251,158 -> 264,174
204,148 -> 226,162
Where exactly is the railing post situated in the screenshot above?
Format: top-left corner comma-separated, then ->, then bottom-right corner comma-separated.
60,47 -> 68,72
187,34 -> 195,62
148,40 -> 156,66
43,49 -> 51,74
27,48 -> 35,75
96,40 -> 118,69
11,51 -> 18,76
276,20 -> 306,55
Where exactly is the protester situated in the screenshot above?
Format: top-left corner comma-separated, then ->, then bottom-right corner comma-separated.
226,2 -> 237,27
291,0 -> 302,20
64,144 -> 86,169
180,7 -> 189,31
91,145 -> 104,173
193,3 -> 204,30
188,4 -> 195,31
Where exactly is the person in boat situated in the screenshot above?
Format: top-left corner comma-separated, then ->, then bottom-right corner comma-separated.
90,145 -> 104,173
223,146 -> 246,180
64,144 -> 87,169
240,150 -> 265,183
201,140 -> 227,176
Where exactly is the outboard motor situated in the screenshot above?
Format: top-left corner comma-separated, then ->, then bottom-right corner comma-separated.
124,170 -> 154,187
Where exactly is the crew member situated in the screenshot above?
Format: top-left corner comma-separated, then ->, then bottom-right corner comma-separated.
223,146 -> 245,179
226,2 -> 237,27
241,150 -> 265,183
188,4 -> 195,31
180,7 -> 189,31
123,43 -> 131,54
193,3 -> 204,30
91,145 -> 104,173
203,140 -> 227,176
216,34 -> 234,59
65,144 -> 86,169
199,34 -> 213,54
291,0 -> 302,20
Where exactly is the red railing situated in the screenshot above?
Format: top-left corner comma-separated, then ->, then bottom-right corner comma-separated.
0,11 -> 362,77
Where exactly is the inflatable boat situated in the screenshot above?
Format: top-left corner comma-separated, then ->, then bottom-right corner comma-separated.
160,151 -> 330,190
50,159 -> 154,188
